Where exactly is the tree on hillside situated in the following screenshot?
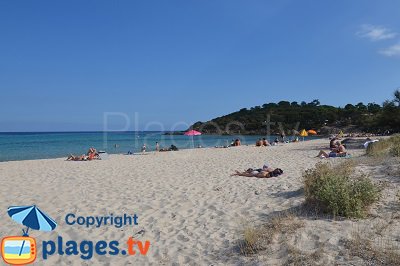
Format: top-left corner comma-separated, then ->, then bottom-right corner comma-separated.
367,103 -> 381,114
355,102 -> 367,112
394,89 -> 400,106
278,101 -> 291,107
309,99 -> 320,106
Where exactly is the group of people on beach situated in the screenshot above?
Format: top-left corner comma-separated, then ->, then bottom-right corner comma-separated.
67,147 -> 99,161
128,142 -> 180,155
255,136 -> 301,147
256,138 -> 270,146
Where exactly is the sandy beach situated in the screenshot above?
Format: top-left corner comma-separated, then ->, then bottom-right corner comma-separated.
0,139 -> 395,265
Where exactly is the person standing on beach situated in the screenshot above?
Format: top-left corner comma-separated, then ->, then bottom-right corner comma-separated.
141,144 -> 147,154
155,142 -> 160,152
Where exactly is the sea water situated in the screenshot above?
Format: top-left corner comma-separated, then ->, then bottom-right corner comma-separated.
0,132 -> 318,162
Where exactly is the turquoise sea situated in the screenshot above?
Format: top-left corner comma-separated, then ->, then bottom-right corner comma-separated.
0,132 -> 319,162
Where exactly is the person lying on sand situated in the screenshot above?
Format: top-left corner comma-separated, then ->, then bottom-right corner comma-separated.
262,138 -> 270,146
87,147 -> 99,160
256,139 -> 263,146
233,139 -> 241,146
316,142 -> 347,158
159,144 -> 179,152
67,154 -> 88,161
87,147 -> 97,156
231,163 -> 283,178
67,147 -> 99,161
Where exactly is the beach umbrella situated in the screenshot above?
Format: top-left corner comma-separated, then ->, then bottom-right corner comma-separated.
307,129 -> 317,135
184,130 -> 202,136
184,130 -> 202,148
7,205 -> 57,257
8,205 -> 57,235
299,129 -> 308,141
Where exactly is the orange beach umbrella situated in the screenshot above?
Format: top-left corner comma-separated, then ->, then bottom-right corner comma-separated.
307,129 -> 317,135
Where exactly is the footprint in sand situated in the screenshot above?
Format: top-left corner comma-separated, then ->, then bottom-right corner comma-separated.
177,234 -> 190,242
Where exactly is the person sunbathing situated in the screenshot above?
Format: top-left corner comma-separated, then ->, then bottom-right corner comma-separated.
67,147 -> 99,161
67,154 -> 88,161
87,147 -> 97,156
256,139 -> 262,146
262,138 -> 270,146
231,164 -> 283,178
87,147 -> 100,160
234,139 -> 241,146
159,145 -> 179,152
329,138 -> 337,150
232,169 -> 271,178
87,151 -> 98,160
316,143 -> 347,158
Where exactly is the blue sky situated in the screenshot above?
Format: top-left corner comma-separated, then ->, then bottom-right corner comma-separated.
0,0 -> 399,131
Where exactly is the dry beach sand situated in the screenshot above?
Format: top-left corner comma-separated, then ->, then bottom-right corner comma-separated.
0,139 -> 398,265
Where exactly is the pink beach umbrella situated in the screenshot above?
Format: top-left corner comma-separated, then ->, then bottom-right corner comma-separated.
184,130 -> 202,136
184,130 -> 202,148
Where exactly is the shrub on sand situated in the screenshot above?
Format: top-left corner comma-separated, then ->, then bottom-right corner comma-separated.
366,139 -> 391,156
367,135 -> 400,157
389,135 -> 400,157
303,161 -> 380,218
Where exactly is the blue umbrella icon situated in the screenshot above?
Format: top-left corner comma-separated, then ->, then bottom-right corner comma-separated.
7,205 -> 57,256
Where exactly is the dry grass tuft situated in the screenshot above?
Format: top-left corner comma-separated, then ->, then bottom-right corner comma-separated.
238,227 -> 265,255
238,212 -> 304,256
284,244 -> 325,266
343,231 -> 400,265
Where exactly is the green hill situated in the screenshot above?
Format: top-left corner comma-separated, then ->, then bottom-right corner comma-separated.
190,90 -> 400,135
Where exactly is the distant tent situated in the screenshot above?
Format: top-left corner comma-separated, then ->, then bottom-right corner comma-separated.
338,130 -> 344,138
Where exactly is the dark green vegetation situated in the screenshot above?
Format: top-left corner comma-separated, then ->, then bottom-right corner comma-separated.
303,161 -> 380,218
191,89 -> 400,135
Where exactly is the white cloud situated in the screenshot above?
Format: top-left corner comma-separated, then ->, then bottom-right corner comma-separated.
379,43 -> 400,57
357,24 -> 397,41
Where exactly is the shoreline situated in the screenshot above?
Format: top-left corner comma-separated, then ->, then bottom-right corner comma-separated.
0,136 -> 324,163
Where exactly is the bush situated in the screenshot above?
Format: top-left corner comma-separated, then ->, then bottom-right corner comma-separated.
367,135 -> 400,157
303,161 -> 380,218
366,139 -> 391,156
389,135 -> 400,157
